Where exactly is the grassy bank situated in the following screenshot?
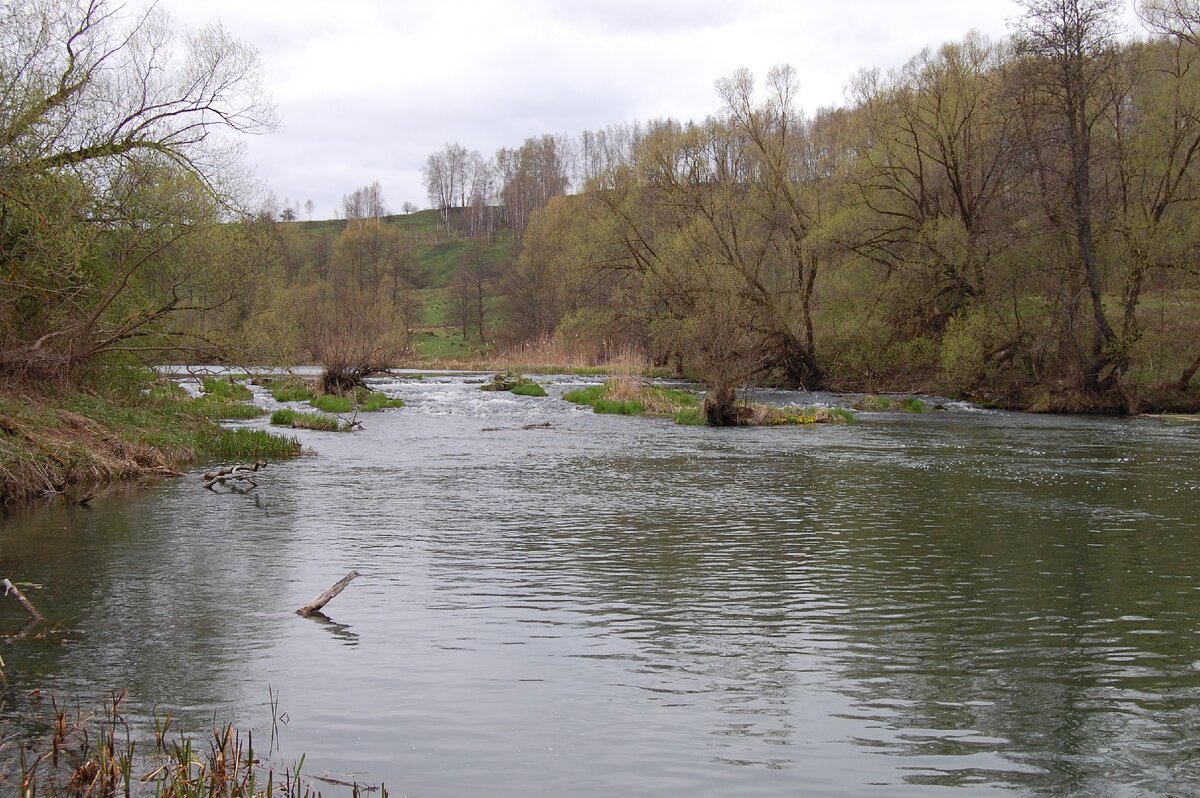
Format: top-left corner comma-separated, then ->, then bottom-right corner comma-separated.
0,384 -> 302,506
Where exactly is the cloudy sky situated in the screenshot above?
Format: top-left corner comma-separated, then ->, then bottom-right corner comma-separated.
157,0 -> 1144,219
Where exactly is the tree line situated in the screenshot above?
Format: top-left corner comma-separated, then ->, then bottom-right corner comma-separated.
7,0 -> 1199,415
491,0 -> 1200,413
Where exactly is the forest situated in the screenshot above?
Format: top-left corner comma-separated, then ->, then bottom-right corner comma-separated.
4,0 -> 1200,415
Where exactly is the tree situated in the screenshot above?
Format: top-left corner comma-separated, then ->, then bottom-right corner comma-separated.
342,181 -> 386,220
0,0 -> 273,384
1015,0 -> 1127,401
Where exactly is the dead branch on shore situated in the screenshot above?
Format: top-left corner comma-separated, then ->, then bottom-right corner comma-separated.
296,571 -> 360,616
202,461 -> 266,490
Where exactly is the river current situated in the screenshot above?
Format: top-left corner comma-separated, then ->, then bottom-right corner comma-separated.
2,374 -> 1198,797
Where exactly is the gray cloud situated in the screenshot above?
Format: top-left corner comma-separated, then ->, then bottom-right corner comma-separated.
157,0 -> 1142,218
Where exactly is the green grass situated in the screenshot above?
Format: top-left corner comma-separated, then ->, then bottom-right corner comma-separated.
855,395 -> 927,413
562,385 -> 606,406
270,408 -> 348,431
593,398 -> 644,414
481,372 -> 546,395
203,427 -> 302,458
361,391 -> 405,411
266,379 -> 315,403
309,394 -> 353,413
564,380 -> 697,416
200,377 -> 253,402
674,407 -> 706,425
186,397 -> 267,420
1,384 -> 303,505
511,382 -> 548,397
757,405 -> 857,425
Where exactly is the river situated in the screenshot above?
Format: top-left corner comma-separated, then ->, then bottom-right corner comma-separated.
2,374 -> 1198,797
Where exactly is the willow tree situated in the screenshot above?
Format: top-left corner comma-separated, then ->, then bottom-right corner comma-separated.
0,0 -> 274,385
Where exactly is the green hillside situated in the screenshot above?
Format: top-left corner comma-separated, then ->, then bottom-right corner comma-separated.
279,209 -> 514,362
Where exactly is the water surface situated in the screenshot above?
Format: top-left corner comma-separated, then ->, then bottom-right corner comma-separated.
2,375 -> 1198,796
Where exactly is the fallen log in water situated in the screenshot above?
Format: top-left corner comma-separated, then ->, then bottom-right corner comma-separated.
296,571 -> 360,616
203,461 -> 266,490
2,578 -> 44,624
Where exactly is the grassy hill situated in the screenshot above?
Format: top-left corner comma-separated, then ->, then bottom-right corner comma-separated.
286,209 -> 514,362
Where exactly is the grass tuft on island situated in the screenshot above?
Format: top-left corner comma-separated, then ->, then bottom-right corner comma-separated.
854,395 -> 927,413
270,408 -> 350,432
563,379 -> 855,427
564,378 -> 699,417
481,372 -> 548,396
265,378 -> 316,403
308,386 -> 404,413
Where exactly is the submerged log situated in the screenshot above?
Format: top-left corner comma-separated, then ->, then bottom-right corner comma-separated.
296,571 -> 360,616
2,578 -> 44,623
203,461 -> 266,490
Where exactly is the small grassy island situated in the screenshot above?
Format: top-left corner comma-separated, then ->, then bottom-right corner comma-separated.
480,372 -> 549,396
563,379 -> 855,426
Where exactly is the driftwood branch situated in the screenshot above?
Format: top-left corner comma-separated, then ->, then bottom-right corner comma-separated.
2,578 -> 45,623
203,461 -> 266,490
296,571 -> 360,617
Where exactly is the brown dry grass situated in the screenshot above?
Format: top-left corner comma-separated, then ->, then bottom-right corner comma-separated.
0,386 -> 196,504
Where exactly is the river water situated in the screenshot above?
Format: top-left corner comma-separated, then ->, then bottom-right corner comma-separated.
2,374 -> 1199,797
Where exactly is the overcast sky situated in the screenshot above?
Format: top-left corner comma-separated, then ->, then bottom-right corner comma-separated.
156,0 -> 1143,220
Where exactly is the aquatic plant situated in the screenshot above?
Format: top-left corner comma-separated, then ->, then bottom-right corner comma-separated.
0,691 -> 379,797
186,397 -> 267,420
854,395 -> 927,413
360,391 -> 406,411
200,377 -> 253,402
267,379 -> 316,403
564,379 -> 698,416
755,405 -> 856,425
511,382 -> 549,397
204,427 -> 303,458
270,408 -> 348,432
309,394 -> 353,413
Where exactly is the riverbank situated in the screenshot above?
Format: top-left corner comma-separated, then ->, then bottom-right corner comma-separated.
0,385 -> 302,506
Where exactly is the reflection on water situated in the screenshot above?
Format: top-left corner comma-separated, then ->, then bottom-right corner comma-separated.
2,375 -> 1199,797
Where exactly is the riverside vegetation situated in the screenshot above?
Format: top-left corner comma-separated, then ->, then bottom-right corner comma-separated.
0,691 -> 381,798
